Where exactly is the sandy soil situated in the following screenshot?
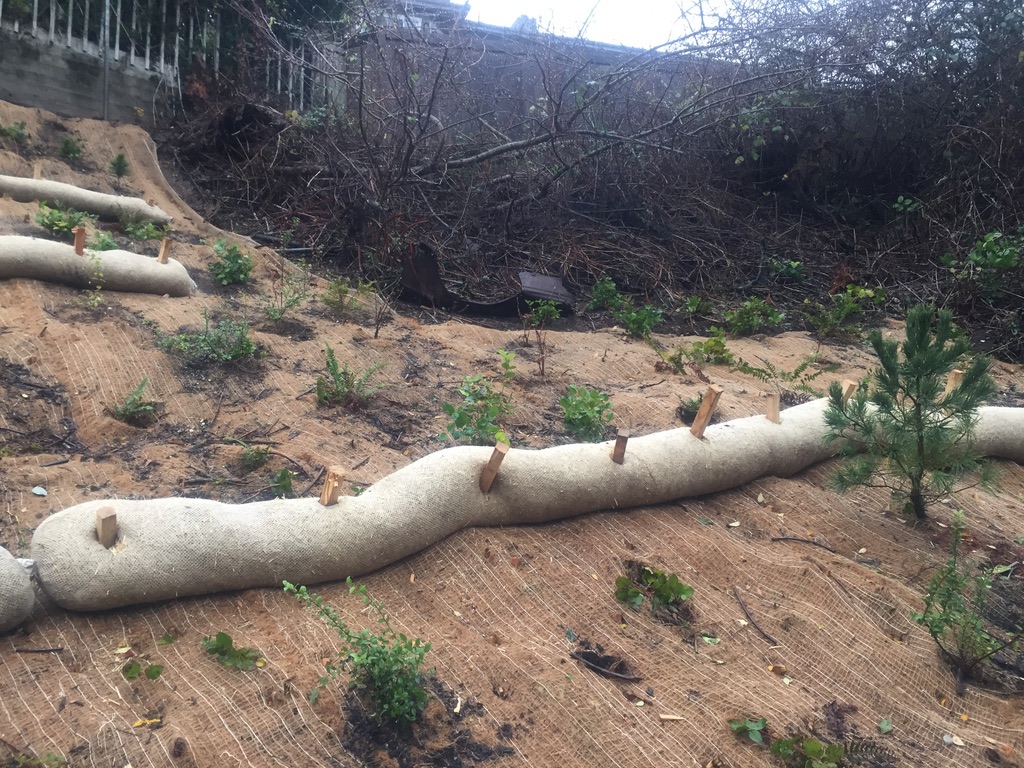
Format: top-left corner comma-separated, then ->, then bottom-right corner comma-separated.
1,100 -> 1023,768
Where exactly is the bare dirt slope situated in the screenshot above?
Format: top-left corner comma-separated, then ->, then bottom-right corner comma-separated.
1,101 -> 1023,768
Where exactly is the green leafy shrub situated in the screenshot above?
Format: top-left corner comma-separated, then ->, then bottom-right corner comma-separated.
209,240 -> 253,286
108,377 -> 160,427
157,312 -> 260,366
769,259 -> 805,282
226,438 -> 271,472
728,717 -> 767,744
676,330 -> 734,365
913,511 -> 1024,691
0,122 -> 28,142
824,304 -> 995,519
109,153 -> 129,180
440,350 -> 516,445
264,266 -> 311,322
560,385 -> 614,442
770,735 -> 845,767
615,564 -> 694,616
59,135 -> 84,161
614,299 -> 663,339
87,231 -> 118,251
682,295 -> 713,316
588,276 -> 623,311
803,284 -> 885,338
271,468 -> 294,497
723,297 -> 784,336
35,203 -> 94,240
120,216 -> 166,241
201,632 -> 261,670
284,579 -> 432,724
524,298 -> 561,377
942,227 -> 1023,300
315,343 -> 386,408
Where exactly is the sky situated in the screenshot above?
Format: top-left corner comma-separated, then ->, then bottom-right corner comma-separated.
462,0 -> 692,49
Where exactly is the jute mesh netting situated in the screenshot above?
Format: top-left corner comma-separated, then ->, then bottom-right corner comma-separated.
1,102 -> 1024,767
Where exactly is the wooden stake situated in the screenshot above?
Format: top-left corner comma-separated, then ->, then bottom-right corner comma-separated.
690,384 -> 724,439
33,160 -> 42,179
764,391 -> 781,423
319,466 -> 343,506
157,237 -> 171,264
72,226 -> 85,256
611,429 -> 629,464
943,369 -> 964,399
96,506 -> 117,548
479,441 -> 509,493
841,380 -> 858,405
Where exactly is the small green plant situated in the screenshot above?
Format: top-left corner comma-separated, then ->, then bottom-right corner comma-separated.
59,135 -> 84,161
284,579 -> 432,724
157,311 -> 259,366
682,295 -> 713,316
87,231 -> 118,251
108,377 -> 160,427
942,227 -> 1023,300
225,437 -> 271,471
769,259 -> 806,282
913,511 -> 1024,692
13,753 -> 67,768
560,385 -> 614,442
892,195 -> 920,214
209,240 -> 254,286
271,468 -> 294,497
80,251 -> 105,309
201,631 -> 262,670
35,202 -> 94,240
440,350 -> 516,445
588,276 -> 622,311
615,564 -> 694,616
315,343 -> 386,408
723,297 -> 784,336
614,299 -> 663,340
524,299 -> 561,377
825,304 -> 996,519
733,352 -> 834,396
120,651 -> 164,682
120,216 -> 165,241
264,264 -> 311,322
677,395 -> 704,425
676,330 -> 734,365
729,716 -> 767,744
770,735 -> 845,767
109,153 -> 129,180
1,122 -> 28,142
803,284 -> 885,339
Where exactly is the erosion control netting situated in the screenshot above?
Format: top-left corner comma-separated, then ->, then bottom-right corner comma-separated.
1,102 -> 1024,768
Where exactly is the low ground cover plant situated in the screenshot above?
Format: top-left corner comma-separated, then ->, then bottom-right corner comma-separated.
824,303 -> 995,519
157,311 -> 260,366
803,284 -> 886,339
35,203 -> 94,240
439,350 -> 516,445
0,121 -> 27,142
615,563 -> 694,625
586,277 -> 663,338
284,579 -> 432,724
119,215 -> 166,241
724,297 -> 784,336
107,377 -> 160,427
209,239 -> 254,286
560,385 -> 614,442
201,632 -> 262,670
315,343 -> 386,408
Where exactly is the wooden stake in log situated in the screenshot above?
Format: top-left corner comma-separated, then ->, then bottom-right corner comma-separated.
764,392 -> 781,424
33,160 -> 43,180
841,380 -> 859,405
690,384 -> 724,439
157,237 -> 171,264
72,226 -> 85,256
479,441 -> 509,493
611,429 -> 629,464
96,506 -> 117,548
319,466 -> 344,506
943,369 -> 964,399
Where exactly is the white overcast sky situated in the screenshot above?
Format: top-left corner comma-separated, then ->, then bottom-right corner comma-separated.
463,1 -> 691,49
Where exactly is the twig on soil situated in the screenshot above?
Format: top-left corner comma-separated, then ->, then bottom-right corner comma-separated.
39,457 -> 70,467
568,651 -> 643,681
297,465 -> 325,497
769,535 -> 837,553
268,449 -> 311,476
638,379 -> 666,391
732,586 -> 779,646
14,647 -> 64,654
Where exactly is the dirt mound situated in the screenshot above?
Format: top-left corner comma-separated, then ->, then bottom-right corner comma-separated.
2,100 -> 1024,768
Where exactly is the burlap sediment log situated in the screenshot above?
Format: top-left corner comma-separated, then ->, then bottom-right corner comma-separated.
0,175 -> 172,224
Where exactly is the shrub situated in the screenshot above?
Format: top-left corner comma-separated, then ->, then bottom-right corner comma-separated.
676,330 -> 734,365
723,297 -> 784,336
201,632 -> 261,670
769,259 -> 805,282
120,216 -> 166,241
613,299 -> 663,339
315,343 -> 386,408
913,511 -> 1024,692
157,312 -> 260,366
440,350 -> 517,445
59,135 -> 84,161
824,304 -> 995,519
942,227 -> 1023,301
0,122 -> 27,142
225,437 -> 271,472
588,276 -> 622,311
110,153 -> 129,180
271,468 -> 294,497
108,377 -> 160,427
209,240 -> 253,286
524,298 -> 561,377
87,231 -> 118,251
803,284 -> 885,339
560,385 -> 614,442
264,265 -> 311,322
284,579 -> 432,724
35,203 -> 94,240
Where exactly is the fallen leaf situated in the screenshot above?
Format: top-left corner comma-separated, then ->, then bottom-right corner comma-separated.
781,676 -> 793,685
960,713 -> 969,722
132,718 -> 161,728
409,573 -> 415,584
858,547 -> 867,554
952,735 -> 965,746
756,493 -> 765,505
728,521 -> 741,528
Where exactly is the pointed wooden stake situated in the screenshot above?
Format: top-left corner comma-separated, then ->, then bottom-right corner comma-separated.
841,380 -> 858,405
72,226 -> 85,256
611,429 -> 630,464
319,466 -> 344,506
96,506 -> 117,548
157,237 -> 171,264
690,384 -> 724,438
479,441 -> 509,493
33,160 -> 42,180
764,392 -> 781,423
943,369 -> 964,399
